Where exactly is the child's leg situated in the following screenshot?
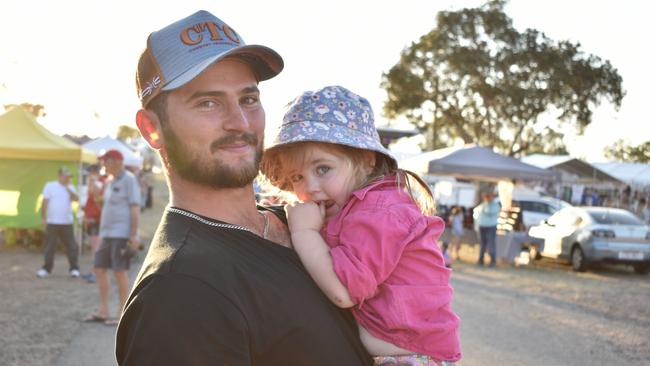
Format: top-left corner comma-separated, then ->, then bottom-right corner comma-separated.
373,354 -> 456,366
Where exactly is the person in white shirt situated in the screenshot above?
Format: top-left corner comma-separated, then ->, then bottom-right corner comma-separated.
36,166 -> 80,278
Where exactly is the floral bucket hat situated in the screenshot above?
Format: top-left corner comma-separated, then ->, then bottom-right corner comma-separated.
266,85 -> 397,165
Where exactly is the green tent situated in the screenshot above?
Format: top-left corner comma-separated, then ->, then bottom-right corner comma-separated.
0,107 -> 97,228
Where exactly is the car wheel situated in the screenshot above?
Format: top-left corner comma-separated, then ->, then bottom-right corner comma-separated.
571,245 -> 587,272
633,263 -> 650,275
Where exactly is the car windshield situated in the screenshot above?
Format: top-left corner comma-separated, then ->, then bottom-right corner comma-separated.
587,210 -> 644,225
518,201 -> 553,214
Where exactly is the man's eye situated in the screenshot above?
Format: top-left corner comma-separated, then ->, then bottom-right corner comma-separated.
197,100 -> 216,109
242,96 -> 259,105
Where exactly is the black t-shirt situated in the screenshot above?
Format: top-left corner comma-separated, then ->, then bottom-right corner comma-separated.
116,207 -> 372,366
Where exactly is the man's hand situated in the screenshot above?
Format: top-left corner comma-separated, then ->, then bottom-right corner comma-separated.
285,201 -> 325,234
128,235 -> 141,251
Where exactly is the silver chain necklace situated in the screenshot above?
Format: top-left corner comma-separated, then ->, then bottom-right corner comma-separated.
168,207 -> 269,239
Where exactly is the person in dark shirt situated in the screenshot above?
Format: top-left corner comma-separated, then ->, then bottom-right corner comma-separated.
116,10 -> 372,366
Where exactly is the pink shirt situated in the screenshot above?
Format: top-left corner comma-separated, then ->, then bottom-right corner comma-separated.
323,177 -> 461,361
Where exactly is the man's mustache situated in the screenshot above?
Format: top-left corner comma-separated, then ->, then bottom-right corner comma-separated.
210,133 -> 258,153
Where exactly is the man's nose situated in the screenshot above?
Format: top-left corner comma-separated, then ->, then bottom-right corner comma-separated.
223,104 -> 250,131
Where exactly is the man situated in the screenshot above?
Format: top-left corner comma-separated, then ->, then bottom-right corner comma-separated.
36,166 -> 80,278
116,10 -> 371,365
84,149 -> 140,326
474,191 -> 501,267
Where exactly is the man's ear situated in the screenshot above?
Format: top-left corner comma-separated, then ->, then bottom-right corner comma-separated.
135,109 -> 163,150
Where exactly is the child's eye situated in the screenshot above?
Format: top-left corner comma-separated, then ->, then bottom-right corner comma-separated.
316,165 -> 331,175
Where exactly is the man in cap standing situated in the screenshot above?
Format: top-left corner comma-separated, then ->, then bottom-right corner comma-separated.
37,166 -> 81,278
84,149 -> 141,326
116,10 -> 371,365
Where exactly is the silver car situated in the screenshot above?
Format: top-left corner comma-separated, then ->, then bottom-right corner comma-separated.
528,206 -> 650,274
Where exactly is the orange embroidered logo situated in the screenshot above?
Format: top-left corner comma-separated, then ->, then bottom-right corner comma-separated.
180,22 -> 240,46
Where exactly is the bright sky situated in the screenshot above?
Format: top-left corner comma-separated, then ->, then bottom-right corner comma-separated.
1,0 -> 648,162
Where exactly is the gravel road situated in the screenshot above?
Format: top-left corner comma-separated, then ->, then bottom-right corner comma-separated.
451,254 -> 650,366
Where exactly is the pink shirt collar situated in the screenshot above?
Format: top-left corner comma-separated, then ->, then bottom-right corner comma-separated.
350,175 -> 398,201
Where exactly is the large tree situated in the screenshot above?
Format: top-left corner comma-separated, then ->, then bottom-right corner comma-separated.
116,125 -> 141,141
381,0 -> 624,156
604,139 -> 650,163
4,103 -> 46,117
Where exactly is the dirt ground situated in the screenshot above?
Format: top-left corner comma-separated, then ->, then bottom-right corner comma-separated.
0,174 -> 167,366
451,252 -> 650,365
1,173 -> 649,365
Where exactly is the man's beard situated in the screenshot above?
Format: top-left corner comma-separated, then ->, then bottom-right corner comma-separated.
161,124 -> 262,189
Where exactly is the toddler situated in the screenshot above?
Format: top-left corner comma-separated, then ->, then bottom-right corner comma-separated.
261,86 -> 461,365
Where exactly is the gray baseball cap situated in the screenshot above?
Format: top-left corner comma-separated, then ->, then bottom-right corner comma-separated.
136,10 -> 284,107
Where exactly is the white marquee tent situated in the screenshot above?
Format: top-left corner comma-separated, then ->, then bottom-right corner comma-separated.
521,154 -> 621,185
82,136 -> 144,168
593,162 -> 650,188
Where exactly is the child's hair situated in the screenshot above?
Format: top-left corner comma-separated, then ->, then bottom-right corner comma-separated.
260,141 -> 435,215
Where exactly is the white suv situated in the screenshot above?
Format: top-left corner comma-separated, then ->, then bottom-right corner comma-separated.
512,196 -> 571,230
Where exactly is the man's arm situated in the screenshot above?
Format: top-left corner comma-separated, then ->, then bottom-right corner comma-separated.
66,185 -> 79,202
41,199 -> 49,227
128,205 -> 140,249
127,174 -> 141,249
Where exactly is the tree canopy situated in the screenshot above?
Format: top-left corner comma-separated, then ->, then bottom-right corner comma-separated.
604,140 -> 650,163
381,0 -> 624,156
4,103 -> 46,118
116,125 -> 140,141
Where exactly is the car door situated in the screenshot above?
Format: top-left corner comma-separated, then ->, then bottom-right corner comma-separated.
559,210 -> 585,259
539,209 -> 580,258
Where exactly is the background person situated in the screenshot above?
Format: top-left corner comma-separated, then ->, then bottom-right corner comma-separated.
81,164 -> 104,283
260,85 -> 461,365
447,205 -> 464,262
84,149 -> 140,326
116,10 -> 372,365
36,166 -> 80,278
475,191 -> 500,267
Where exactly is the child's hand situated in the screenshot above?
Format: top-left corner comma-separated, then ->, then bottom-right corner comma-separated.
285,201 -> 325,234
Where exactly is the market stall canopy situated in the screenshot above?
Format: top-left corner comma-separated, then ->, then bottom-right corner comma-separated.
82,136 -> 144,168
0,106 -> 94,228
521,154 -> 622,184
593,162 -> 650,188
399,144 -> 558,182
0,106 -> 97,163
